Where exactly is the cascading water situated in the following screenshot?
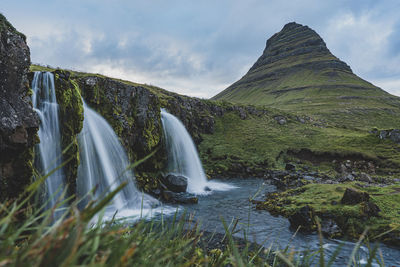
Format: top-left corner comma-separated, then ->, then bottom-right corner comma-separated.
32,72 -> 65,210
161,109 -> 234,194
77,101 -> 158,215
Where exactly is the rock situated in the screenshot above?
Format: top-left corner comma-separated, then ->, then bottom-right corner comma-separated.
341,188 -> 369,205
274,116 -> 287,125
204,186 -> 211,192
162,191 -> 198,204
358,172 -> 372,183
150,188 -> 161,197
379,130 -> 388,139
163,174 -> 188,193
288,205 -> 314,232
320,218 -> 341,237
338,173 -> 354,182
389,129 -> 400,144
0,14 -> 39,200
361,201 -> 380,217
285,163 -> 296,171
377,129 -> 400,144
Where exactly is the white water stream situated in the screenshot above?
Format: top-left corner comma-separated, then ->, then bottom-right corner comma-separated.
32,72 -> 66,210
77,101 -> 159,218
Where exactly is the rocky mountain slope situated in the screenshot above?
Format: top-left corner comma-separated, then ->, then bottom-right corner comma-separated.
0,14 -> 38,200
213,22 -> 400,129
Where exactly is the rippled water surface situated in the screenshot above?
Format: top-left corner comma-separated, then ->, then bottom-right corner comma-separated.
169,178 -> 400,266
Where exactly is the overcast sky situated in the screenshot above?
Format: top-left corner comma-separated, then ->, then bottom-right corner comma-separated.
2,0 -> 400,98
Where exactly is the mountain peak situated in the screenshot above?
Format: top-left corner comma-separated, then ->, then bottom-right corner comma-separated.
249,22 -> 351,73
212,22 -> 389,111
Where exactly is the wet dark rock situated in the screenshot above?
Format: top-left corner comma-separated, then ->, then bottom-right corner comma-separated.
204,186 -> 211,192
341,188 -> 369,205
162,190 -> 198,204
163,174 -> 188,193
0,15 -> 39,200
288,205 -> 314,232
150,188 -> 161,197
285,163 -> 296,171
320,218 -> 341,237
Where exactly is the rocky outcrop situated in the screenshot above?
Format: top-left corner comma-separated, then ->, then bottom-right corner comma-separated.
53,70 -> 84,197
76,75 -> 163,178
0,14 -> 38,200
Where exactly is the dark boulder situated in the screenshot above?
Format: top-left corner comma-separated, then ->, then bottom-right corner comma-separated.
320,218 -> 341,237
0,14 -> 39,200
162,191 -> 198,204
361,201 -> 380,217
163,174 -> 188,193
285,163 -> 296,171
341,188 -> 369,205
288,205 -> 314,232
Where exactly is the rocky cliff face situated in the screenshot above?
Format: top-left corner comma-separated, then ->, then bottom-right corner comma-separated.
0,14 -> 38,200
33,70 -> 268,191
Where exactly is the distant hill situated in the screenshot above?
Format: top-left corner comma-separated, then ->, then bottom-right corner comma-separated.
213,22 -> 400,129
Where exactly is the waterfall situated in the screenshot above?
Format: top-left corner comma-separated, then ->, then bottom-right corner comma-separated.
161,109 -> 234,194
32,72 -> 65,210
77,101 -> 158,213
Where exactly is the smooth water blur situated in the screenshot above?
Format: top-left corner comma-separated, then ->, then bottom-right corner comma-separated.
161,109 -> 234,194
32,72 -> 65,211
172,178 -> 400,266
77,101 -> 158,213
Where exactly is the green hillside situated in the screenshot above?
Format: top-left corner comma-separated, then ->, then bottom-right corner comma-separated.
213,22 -> 400,129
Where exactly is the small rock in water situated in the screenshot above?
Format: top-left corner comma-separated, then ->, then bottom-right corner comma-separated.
320,218 -> 341,237
163,174 -> 188,193
288,205 -> 314,232
204,186 -> 211,191
162,191 -> 198,204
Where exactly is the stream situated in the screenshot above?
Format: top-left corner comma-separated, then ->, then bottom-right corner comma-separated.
168,178 -> 400,266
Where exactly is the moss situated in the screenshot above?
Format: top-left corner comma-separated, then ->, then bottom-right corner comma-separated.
54,72 -> 84,198
255,182 -> 400,244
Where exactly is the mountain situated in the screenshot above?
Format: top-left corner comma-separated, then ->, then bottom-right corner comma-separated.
213,22 -> 400,129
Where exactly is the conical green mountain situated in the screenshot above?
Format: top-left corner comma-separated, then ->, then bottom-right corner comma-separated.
213,22 -> 400,128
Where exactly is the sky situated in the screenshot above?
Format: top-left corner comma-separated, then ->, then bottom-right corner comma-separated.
2,0 -> 400,98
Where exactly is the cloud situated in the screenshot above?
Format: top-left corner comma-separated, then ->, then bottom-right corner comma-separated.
2,0 -> 400,97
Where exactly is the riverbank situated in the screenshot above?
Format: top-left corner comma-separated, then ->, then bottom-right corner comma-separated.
250,169 -> 400,247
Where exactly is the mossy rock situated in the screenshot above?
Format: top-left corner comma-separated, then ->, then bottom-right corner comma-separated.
54,70 -> 84,197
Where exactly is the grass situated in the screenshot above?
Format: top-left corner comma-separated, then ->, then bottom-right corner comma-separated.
254,182 -> 400,244
199,110 -> 400,176
0,171 -> 391,266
